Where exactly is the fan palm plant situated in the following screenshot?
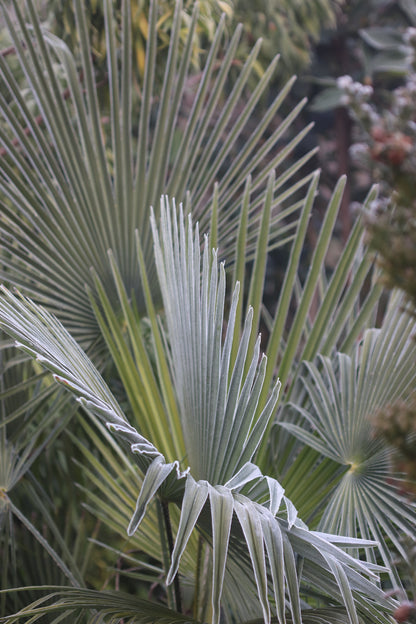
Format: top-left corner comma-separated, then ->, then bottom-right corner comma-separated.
0,202 -> 403,624
0,0 -> 415,622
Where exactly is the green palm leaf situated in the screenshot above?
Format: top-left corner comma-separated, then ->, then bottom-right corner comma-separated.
70,416 -> 169,568
0,2 -> 411,622
0,587 -> 202,623
280,294 -> 416,586
244,607 -> 362,624
249,179 -> 381,474
150,198 -> 281,485
0,0 -> 313,347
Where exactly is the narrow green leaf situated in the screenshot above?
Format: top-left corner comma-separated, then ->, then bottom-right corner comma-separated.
9,503 -> 80,589
0,587 -> 203,623
246,171 -> 275,362
325,556 -> 359,624
258,171 -> 319,429
280,176 -> 347,393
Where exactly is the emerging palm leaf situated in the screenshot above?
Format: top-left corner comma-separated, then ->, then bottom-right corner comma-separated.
0,202 -> 395,624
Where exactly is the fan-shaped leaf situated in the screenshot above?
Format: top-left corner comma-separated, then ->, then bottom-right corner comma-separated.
0,0 -> 312,347
280,294 -> 416,584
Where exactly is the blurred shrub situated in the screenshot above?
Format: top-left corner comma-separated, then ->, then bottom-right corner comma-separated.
337,28 -> 416,313
43,0 -> 232,78
44,0 -> 338,82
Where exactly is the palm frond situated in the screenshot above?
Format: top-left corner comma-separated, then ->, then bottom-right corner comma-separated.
0,0 -> 313,346
280,294 -> 416,586
87,252 -> 184,463
263,182 -> 381,401
256,182 -> 381,473
150,197 -> 281,485
0,587 -> 202,623
244,607 -> 360,624
70,416 -> 169,567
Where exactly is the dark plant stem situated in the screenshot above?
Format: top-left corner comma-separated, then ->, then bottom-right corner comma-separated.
161,499 -> 182,614
193,535 -> 203,620
156,499 -> 175,610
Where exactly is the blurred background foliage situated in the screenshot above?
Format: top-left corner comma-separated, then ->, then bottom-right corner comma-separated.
41,0 -> 339,81
43,0 -> 232,77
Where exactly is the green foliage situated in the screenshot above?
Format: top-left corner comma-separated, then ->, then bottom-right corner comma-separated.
280,295 -> 416,587
44,0 -> 337,83
329,25 -> 416,509
309,0 -> 416,114
0,205 -> 398,624
43,0 -> 233,77
0,0 -> 415,622
0,0 -> 312,348
232,0 -> 338,79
